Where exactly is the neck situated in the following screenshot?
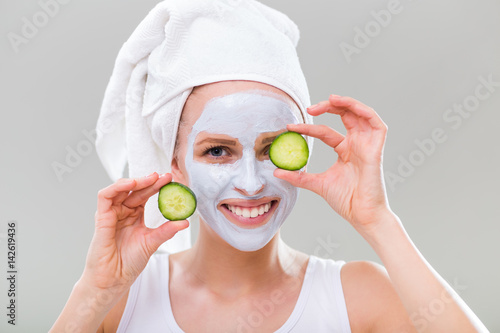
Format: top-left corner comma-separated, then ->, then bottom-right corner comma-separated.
180,219 -> 302,298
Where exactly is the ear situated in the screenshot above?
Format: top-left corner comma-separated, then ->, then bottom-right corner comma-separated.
171,157 -> 188,186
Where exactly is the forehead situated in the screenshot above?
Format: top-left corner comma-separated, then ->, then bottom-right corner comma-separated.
191,91 -> 300,139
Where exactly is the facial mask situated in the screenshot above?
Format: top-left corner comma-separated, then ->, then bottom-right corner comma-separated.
185,90 -> 301,251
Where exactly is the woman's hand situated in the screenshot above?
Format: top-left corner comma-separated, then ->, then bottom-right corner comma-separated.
274,95 -> 393,233
274,95 -> 488,333
80,173 -> 189,294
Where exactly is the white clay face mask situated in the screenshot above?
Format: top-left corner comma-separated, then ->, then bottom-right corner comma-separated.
185,90 -> 301,251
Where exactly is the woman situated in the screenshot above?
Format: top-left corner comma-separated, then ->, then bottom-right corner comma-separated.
51,0 -> 487,332
51,81 -> 486,332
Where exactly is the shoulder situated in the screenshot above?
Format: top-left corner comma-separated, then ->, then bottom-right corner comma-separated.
341,260 -> 389,290
340,260 -> 416,333
340,260 -> 392,304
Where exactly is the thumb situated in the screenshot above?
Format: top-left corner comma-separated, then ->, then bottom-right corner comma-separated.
146,220 -> 190,252
274,169 -> 318,193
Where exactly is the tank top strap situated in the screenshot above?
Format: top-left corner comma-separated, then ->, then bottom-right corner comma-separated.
284,255 -> 351,332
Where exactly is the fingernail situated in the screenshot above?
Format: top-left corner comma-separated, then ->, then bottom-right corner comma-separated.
146,172 -> 157,178
307,103 -> 319,110
330,94 -> 341,99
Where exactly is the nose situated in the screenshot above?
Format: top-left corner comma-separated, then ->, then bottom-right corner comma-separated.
232,151 -> 265,196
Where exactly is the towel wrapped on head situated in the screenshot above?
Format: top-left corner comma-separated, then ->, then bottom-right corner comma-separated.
96,0 -> 313,253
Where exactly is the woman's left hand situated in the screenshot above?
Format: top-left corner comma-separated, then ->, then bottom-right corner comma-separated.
274,95 -> 394,233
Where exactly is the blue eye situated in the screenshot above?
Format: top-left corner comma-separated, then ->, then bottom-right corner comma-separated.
203,145 -> 229,158
209,147 -> 224,156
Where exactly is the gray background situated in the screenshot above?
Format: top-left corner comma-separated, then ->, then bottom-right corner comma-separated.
1,0 -> 499,331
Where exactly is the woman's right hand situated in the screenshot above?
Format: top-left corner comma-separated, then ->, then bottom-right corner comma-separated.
80,172 -> 189,295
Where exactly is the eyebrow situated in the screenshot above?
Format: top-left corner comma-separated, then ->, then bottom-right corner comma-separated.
196,138 -> 237,146
261,136 -> 278,145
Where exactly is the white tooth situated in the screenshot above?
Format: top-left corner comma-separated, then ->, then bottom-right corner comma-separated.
258,205 -> 265,215
235,207 -> 242,216
228,205 -> 233,212
242,208 -> 251,218
250,208 -> 259,218
264,203 -> 270,213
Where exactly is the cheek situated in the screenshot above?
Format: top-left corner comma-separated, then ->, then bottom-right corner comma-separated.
187,161 -> 235,199
262,163 -> 297,195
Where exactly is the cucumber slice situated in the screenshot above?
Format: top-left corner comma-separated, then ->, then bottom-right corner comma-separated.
158,182 -> 197,221
269,131 -> 309,171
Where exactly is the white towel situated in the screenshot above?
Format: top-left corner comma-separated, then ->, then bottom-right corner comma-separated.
95,0 -> 313,254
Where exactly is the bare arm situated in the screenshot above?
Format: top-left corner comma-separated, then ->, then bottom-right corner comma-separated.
50,278 -> 123,333
361,212 -> 487,332
275,95 -> 488,332
50,173 -> 189,332
342,260 -> 417,333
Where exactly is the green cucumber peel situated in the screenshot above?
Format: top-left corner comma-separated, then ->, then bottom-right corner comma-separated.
158,182 -> 197,221
269,131 -> 309,171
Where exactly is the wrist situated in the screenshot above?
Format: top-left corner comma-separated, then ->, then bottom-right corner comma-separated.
50,277 -> 125,333
79,266 -> 133,294
73,280 -> 121,312
355,209 -> 404,244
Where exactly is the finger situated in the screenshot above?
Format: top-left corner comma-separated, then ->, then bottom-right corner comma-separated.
122,173 -> 173,208
96,178 -> 137,216
287,123 -> 344,148
96,173 -> 163,216
306,100 -> 332,116
97,174 -> 159,214
307,99 -> 360,131
145,220 -> 190,254
274,169 -> 320,194
93,205 -> 143,240
112,172 -> 162,205
309,95 -> 370,117
327,95 -> 387,131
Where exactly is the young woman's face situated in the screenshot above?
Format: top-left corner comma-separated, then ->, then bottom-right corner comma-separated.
174,82 -> 303,251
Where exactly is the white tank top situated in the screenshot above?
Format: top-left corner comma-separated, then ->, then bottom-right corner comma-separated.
117,253 -> 351,332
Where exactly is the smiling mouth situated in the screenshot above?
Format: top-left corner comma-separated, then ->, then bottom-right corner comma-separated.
219,199 -> 279,228
225,202 -> 272,218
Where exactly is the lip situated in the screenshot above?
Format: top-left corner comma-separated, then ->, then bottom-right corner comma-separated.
218,197 -> 280,229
